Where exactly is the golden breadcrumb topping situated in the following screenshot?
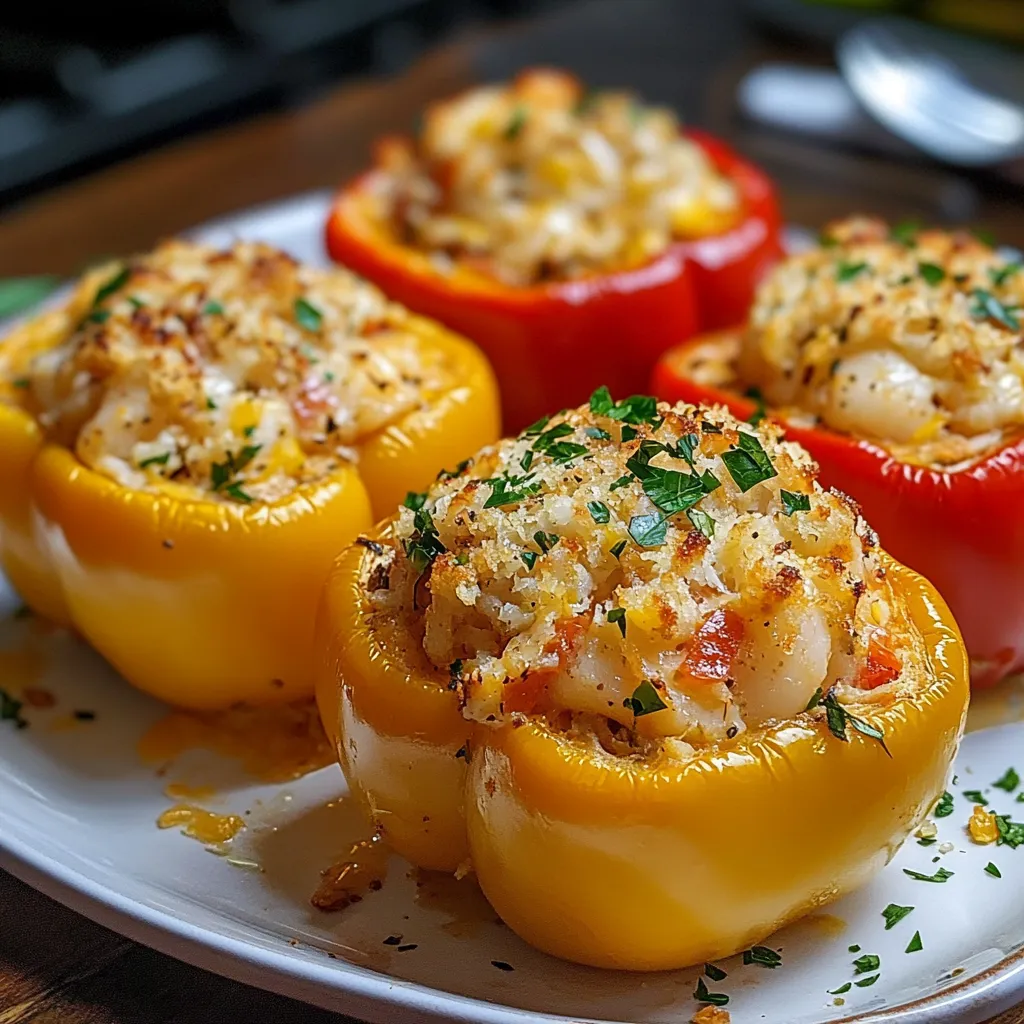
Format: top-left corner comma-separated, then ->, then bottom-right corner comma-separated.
363,392 -> 929,757
368,68 -> 740,287
2,240 -> 458,503
739,216 -> 1024,467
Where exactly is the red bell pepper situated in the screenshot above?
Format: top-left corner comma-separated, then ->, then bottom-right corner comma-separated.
325,132 -> 781,432
652,331 -> 1024,688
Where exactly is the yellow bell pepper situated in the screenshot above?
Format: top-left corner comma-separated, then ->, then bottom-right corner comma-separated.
316,545 -> 968,970
0,284 -> 499,711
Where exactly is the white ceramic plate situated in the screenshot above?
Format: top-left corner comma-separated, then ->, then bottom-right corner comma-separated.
2,193 -> 1024,1024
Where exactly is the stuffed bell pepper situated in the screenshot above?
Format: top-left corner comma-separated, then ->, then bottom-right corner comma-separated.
325,69 -> 782,430
0,239 -> 498,709
316,391 -> 968,970
653,216 -> 1024,687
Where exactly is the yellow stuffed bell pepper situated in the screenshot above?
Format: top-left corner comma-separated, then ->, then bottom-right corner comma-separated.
315,393 -> 969,970
0,240 -> 498,710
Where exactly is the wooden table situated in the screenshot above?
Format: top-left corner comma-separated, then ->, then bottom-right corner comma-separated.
1,1 -> 1022,1020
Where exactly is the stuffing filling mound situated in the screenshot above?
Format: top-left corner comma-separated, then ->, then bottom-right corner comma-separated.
737,216 -> 1024,467
368,68 -> 741,288
2,240 -> 457,504
363,391 -> 930,759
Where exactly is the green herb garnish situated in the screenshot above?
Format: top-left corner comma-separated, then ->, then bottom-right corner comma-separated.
545,441 -> 588,464
522,415 -> 550,437
483,474 -> 541,508
855,975 -> 880,988
745,387 -> 767,426
589,386 -> 659,426
902,866 -> 954,883
609,474 -> 632,491
210,445 -> 262,500
890,220 -> 921,245
203,300 -> 224,315
829,983 -> 852,995
934,791 -> 955,818
623,680 -> 667,718
533,531 -> 558,554
962,789 -> 988,805
1,688 -> 28,729
918,262 -> 945,285
294,296 -> 323,332
821,690 -> 891,755
743,946 -> 782,969
609,539 -> 627,559
995,814 -> 1024,848
588,500 -> 610,524
520,450 -> 534,472
92,265 -> 131,307
905,931 -> 923,954
403,503 -> 446,575
607,607 -> 626,637
88,309 -> 111,324
222,482 -> 253,503
704,963 -> 728,982
853,954 -> 880,975
990,263 -> 1022,287
12,378 -> 29,389
994,767 -> 1020,792
627,513 -> 667,548
585,426 -> 611,440
521,550 -> 538,571
721,432 -> 777,492
138,452 -> 171,469
780,490 -> 810,516
687,508 -> 715,539
970,288 -> 1020,331
985,862 -> 1002,878
693,977 -> 728,1006
504,105 -> 527,140
882,904 -> 914,930
836,260 -> 868,283
805,687 -> 823,711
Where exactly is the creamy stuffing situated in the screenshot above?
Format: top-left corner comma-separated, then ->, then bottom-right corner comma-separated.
368,69 -> 740,287
362,392 -> 929,758
2,240 -> 458,503
735,216 -> 1024,467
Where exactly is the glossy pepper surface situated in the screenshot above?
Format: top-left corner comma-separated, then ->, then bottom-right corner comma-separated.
0,294 -> 499,710
324,131 -> 782,431
316,537 -> 968,970
653,331 -> 1024,688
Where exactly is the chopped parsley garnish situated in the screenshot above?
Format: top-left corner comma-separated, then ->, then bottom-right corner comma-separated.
972,227 -> 996,247
673,433 -> 699,465
243,424 -> 256,438
780,489 -> 810,516
210,445 -> 261,501
918,262 -> 945,285
829,983 -> 852,995
532,422 -> 574,449
721,432 -> 777,492
138,452 -> 171,469
995,814 -> 1024,848
545,441 -> 588,464
852,954 -> 880,975
533,531 -> 558,554
970,288 -> 1020,331
491,959 -> 514,972
588,386 -> 659,426
11,377 -> 29,388
905,931 -> 923,954
990,262 -> 1022,287
521,550 -> 538,571
436,459 -> 470,481
890,220 -> 921,245
623,680 -> 667,718
805,687 -> 823,711
587,500 -> 610,523
687,508 -> 715,539
504,105 -> 527,140
821,690 -> 891,755
92,265 -> 131,307
704,963 -> 728,982
402,497 -> 445,575
701,421 -> 722,434
607,607 -> 626,637
294,296 -> 323,332
882,904 -> 914,930
203,300 -> 224,315
522,415 -> 550,436
855,974 -> 880,988
848,945 -> 861,953
609,539 -> 627,559
903,866 -> 954,883
743,946 -> 782,969
621,425 -> 638,442
88,309 -> 111,324
609,474 -> 632,491
520,450 -> 534,472
403,491 -> 427,510
627,513 -> 667,548
585,426 -> 611,440
693,977 -> 728,1006
993,767 -> 1020,792
745,387 -> 767,426
836,260 -> 868,283
1,688 -> 28,729
962,789 -> 987,805
918,836 -> 937,847
985,862 -> 1002,878
206,397 -> 217,410
222,482 -> 253,503
636,464 -> 712,516
483,473 -> 541,508
934,791 -> 955,818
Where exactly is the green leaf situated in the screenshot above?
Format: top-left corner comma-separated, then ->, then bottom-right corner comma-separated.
693,977 -> 728,1006
294,296 -> 323,332
0,688 -> 28,729
990,263 -> 1022,287
0,276 -> 61,319
902,866 -> 954,883
745,387 -> 767,426
92,266 -> 131,308
743,946 -> 782,969
962,789 -> 988,804
686,508 -> 715,539
436,459 -> 470,481
533,531 -> 558,554
587,500 -> 610,524
934,791 -> 955,818
203,300 -> 225,315
882,904 -> 914,930
821,691 -> 891,756
138,452 -> 171,469
520,450 -> 534,472
588,387 -> 659,425
609,539 -> 627,559
609,474 -> 632,491
640,466 -> 709,516
403,491 -> 427,510
829,983 -> 852,995
523,415 -> 551,437
855,974 -> 880,988
918,262 -> 945,285
628,513 -> 667,548
704,963 -> 728,982
848,945 -> 861,953
804,687 -> 823,711
853,954 -> 880,974
532,422 -> 575,451
545,441 -> 588,464
504,105 -> 527,140
890,220 -> 921,245
607,607 -> 626,637
985,862 -> 1002,878
970,288 -> 1020,331
483,474 -> 541,508
836,260 -> 868,283
521,550 -> 538,571
222,481 -> 253,504
623,680 -> 667,718
995,814 -> 1024,848
721,432 -> 777,492
780,489 -> 810,516
993,767 -> 1020,792
905,931 -> 923,954
589,387 -> 614,416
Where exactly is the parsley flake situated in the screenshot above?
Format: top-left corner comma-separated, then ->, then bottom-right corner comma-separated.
721,432 -> 777,492
970,288 -> 1020,331
804,686 -> 823,711
995,814 -> 1024,848
203,300 -> 224,315
628,513 -> 667,548
294,296 -> 323,332
483,474 -> 541,508
588,386 -> 659,425
853,954 -> 880,975
609,539 -> 627,559
780,489 -> 810,516
821,691 -> 891,755
687,508 -> 715,539
92,265 -> 131,307
934,791 -> 955,818
962,789 -> 987,805
882,904 -> 914,930
743,946 -> 782,969
836,260 -> 868,283
994,767 -> 1020,792
11,377 -> 29,389
522,415 -> 550,437
607,607 -> 626,637
903,866 -> 954,883
985,862 -> 1002,878
918,262 -> 945,285
588,500 -> 610,524
504,105 -> 527,140
855,974 -> 880,988
704,963 -> 728,982
609,474 -> 632,491
693,977 -> 728,1006
138,452 -> 171,469
585,426 -> 611,440
623,680 -> 667,718
521,550 -> 538,571
890,220 -> 921,245
990,263 -> 1022,287
533,531 -> 558,554
905,931 -> 923,954
1,688 -> 28,729
829,983 -> 852,995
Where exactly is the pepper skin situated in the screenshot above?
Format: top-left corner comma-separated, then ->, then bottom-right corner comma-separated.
325,132 -> 781,432
652,331 -> 1024,688
316,539 -> 968,970
0,306 -> 498,710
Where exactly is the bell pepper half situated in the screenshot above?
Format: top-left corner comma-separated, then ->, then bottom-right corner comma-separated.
652,330 -> 1024,688
316,532 -> 968,971
324,130 -> 782,432
0,284 -> 499,710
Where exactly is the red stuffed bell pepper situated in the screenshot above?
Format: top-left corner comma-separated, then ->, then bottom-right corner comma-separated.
652,215 -> 1024,687
325,68 -> 782,431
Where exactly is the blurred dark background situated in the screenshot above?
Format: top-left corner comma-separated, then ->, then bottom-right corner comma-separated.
1,0 -> 1022,275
